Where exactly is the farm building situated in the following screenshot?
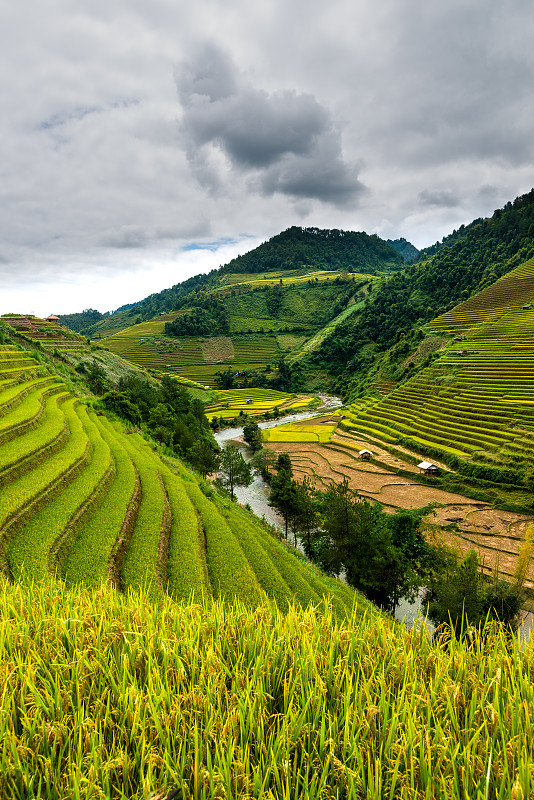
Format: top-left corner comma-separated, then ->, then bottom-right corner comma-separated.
522,304 -> 533,310
417,461 -> 439,476
45,314 -> 60,322
359,449 -> 373,461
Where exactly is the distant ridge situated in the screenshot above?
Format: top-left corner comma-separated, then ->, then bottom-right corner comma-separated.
220,226 -> 404,275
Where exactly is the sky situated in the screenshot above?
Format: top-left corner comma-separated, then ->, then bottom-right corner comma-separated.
1,0 -> 534,317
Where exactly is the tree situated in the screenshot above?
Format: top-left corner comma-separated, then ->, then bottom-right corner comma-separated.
424,548 -> 524,635
250,447 -> 277,481
243,421 -> 262,452
269,454 -> 296,538
86,361 -> 109,395
219,444 -> 253,500
188,440 -> 220,478
292,477 -> 319,555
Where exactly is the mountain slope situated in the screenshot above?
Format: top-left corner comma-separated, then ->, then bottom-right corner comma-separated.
220,225 -> 404,274
313,189 -> 534,392
0,324 -> 355,615
343,255 -> 534,496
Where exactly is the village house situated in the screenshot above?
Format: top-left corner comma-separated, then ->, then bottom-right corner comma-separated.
417,461 -> 439,476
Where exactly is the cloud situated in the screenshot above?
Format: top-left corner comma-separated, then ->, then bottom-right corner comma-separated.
101,225 -> 149,249
418,190 -> 461,208
177,43 -> 364,206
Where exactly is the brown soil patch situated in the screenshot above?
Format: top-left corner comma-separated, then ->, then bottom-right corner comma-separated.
199,336 -> 234,363
331,432 -> 421,474
264,438 -> 534,585
373,483 -> 480,509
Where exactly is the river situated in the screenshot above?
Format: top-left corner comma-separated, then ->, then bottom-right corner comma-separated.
213,398 -> 533,639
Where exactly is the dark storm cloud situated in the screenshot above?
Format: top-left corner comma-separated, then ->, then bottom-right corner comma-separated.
177,43 -> 364,206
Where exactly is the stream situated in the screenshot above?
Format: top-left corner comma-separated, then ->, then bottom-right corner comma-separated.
214,395 -> 342,531
213,397 -> 533,639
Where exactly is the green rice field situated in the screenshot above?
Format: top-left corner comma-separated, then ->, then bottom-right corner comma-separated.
344,257 -> 534,470
0,579 -> 533,799
0,343 -> 354,615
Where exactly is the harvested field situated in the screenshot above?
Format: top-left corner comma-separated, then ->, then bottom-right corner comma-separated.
264,431 -> 534,588
199,336 -> 235,362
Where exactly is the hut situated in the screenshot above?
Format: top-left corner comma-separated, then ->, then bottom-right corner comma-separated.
455,350 -> 468,356
417,461 -> 439,476
359,449 -> 373,461
522,304 -> 533,310
45,314 -> 60,323
246,398 -> 252,404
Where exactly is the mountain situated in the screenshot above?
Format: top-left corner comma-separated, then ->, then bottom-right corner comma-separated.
386,237 -> 419,262
314,189 -> 534,392
220,226 -> 404,275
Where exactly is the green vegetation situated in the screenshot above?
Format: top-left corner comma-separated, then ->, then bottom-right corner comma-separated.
220,225 -> 404,274
218,443 -> 253,500
206,387 -> 315,421
0,334 -> 355,617
314,189 -> 534,392
341,256 -> 534,503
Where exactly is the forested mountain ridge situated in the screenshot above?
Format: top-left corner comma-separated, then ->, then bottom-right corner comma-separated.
220,226 -> 404,275
386,237 -> 419,263
62,225 -> 405,337
314,189 -> 534,393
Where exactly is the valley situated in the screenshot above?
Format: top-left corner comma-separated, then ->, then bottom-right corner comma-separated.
3,207 -> 534,797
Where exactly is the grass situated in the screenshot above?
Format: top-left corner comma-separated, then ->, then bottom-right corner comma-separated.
0,578 -> 533,799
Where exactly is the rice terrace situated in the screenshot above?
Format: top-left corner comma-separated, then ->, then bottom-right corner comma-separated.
3,198 -> 534,797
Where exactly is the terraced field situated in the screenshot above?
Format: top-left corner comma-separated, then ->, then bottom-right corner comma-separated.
206,388 -> 316,419
263,257 -> 534,590
342,257 -> 534,466
218,268 -> 374,290
263,418 -> 534,592
103,318 -> 283,386
1,314 -> 88,354
0,343 -> 355,614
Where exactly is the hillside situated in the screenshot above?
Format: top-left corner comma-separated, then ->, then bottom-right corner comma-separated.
0,319 -> 356,616
343,255 -> 534,481
61,226 -> 403,338
220,225 -> 404,274
314,189 -> 534,392
99,272 -> 372,388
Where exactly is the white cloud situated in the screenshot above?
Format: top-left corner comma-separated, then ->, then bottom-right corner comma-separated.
0,0 -> 533,312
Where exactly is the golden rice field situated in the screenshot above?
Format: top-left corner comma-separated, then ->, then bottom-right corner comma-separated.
1,579 -> 534,799
206,388 -> 316,419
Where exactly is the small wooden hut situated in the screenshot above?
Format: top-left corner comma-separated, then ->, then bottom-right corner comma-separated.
359,449 -> 373,461
417,461 -> 439,476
